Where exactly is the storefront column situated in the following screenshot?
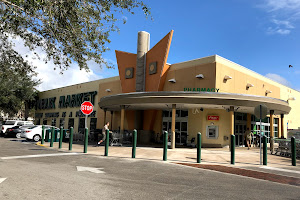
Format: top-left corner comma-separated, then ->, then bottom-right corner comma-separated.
110,111 -> 113,130
120,105 -> 125,137
280,114 -> 284,138
171,104 -> 176,149
270,110 -> 274,153
103,109 -> 107,125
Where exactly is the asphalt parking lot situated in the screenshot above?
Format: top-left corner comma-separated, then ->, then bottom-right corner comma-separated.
0,138 -> 300,200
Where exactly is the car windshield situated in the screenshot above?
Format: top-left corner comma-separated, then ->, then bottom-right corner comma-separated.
5,121 -> 15,125
29,126 -> 39,129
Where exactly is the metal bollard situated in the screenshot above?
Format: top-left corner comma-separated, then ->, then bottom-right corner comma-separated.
231,135 -> 235,165
197,132 -> 201,163
263,135 -> 267,165
132,129 -> 137,158
41,125 -> 45,145
84,128 -> 88,153
163,131 -> 168,161
50,127 -> 54,147
59,127 -> 63,149
69,127 -> 73,151
292,137 -> 296,166
104,129 -> 110,156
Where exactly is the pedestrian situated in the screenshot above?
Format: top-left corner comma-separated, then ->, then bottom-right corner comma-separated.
244,128 -> 253,150
98,122 -> 109,145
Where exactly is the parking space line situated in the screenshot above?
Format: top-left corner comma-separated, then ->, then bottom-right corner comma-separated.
1,152 -> 82,160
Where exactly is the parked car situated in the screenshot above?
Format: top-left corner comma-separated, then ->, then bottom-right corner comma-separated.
1,120 -> 34,136
5,125 -> 35,138
21,125 -> 60,142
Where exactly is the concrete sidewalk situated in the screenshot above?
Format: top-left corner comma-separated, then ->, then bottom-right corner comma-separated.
37,141 -> 300,175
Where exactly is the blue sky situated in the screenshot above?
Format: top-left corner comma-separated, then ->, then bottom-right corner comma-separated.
22,0 -> 300,91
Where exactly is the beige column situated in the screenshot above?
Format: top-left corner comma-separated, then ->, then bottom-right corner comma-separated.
171,104 -> 176,149
270,110 -> 274,152
103,109 -> 107,126
281,114 -> 284,138
110,111 -> 113,130
120,105 -> 125,136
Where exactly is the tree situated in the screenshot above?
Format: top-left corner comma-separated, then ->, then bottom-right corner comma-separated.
0,33 -> 39,118
0,0 -> 151,71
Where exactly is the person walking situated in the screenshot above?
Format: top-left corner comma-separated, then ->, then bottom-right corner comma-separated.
244,128 -> 253,150
98,122 -> 110,145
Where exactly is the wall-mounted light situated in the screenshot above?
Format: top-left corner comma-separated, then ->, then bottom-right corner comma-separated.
195,74 -> 204,79
265,90 -> 272,95
105,89 -> 111,92
224,75 -> 232,80
246,83 -> 254,89
168,78 -> 176,83
288,97 -> 296,101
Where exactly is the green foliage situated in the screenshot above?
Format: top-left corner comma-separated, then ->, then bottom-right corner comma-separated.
0,33 -> 39,116
0,0 -> 151,71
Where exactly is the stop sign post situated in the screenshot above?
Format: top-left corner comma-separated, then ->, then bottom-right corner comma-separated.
81,101 -> 94,128
254,104 -> 268,165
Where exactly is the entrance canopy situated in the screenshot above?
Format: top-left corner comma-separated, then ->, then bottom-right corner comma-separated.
98,92 -> 291,115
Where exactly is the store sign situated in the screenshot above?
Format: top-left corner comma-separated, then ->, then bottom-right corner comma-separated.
36,97 -> 56,109
59,91 -> 97,108
184,88 -> 220,92
207,115 -> 219,121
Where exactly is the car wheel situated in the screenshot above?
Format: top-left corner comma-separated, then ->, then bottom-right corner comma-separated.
16,133 -> 21,138
33,134 -> 41,142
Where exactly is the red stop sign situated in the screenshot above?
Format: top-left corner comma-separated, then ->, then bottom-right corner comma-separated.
81,101 -> 94,115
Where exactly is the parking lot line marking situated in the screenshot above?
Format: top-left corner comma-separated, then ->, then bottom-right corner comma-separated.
0,178 -> 7,184
260,166 -> 300,175
1,152 -> 82,160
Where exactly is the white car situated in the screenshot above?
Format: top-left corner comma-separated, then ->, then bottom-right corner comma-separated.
1,120 -> 34,136
21,125 -> 60,142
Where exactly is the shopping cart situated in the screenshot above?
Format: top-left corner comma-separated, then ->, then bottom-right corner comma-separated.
109,131 -> 122,146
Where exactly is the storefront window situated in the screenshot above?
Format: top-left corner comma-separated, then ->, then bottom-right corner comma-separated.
36,119 -> 40,125
51,118 -> 56,127
59,118 -> 65,128
90,118 -> 97,131
68,118 -> 74,129
78,118 -> 85,134
43,119 -> 47,125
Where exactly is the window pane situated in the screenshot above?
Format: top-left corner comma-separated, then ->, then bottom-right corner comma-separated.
181,122 -> 187,131
181,110 -> 188,117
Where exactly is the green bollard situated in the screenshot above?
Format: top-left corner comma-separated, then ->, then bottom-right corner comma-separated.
104,129 -> 110,156
231,135 -> 235,165
41,125 -> 45,145
263,135 -> 267,165
291,137 -> 296,166
163,131 -> 168,161
84,128 -> 88,153
50,127 -> 54,147
69,127 -> 73,151
132,129 -> 137,158
59,127 -> 63,149
197,132 -> 201,163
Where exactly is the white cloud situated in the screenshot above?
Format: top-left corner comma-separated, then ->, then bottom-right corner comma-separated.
260,0 -> 300,35
265,73 -> 291,86
11,37 -> 104,91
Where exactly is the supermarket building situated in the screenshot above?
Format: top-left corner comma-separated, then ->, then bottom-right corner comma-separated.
35,30 -> 300,149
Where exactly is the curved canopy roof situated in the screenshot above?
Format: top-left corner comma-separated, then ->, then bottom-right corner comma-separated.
98,92 -> 291,115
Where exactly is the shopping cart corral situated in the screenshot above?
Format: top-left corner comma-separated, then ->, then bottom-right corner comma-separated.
273,138 -> 300,158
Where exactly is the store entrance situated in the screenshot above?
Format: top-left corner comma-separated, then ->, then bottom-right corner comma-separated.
162,110 -> 188,145
234,113 -> 247,146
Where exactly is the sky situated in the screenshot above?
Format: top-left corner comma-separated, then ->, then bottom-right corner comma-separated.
14,0 -> 300,92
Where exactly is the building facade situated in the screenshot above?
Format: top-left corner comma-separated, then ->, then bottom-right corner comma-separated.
36,30 -> 300,148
